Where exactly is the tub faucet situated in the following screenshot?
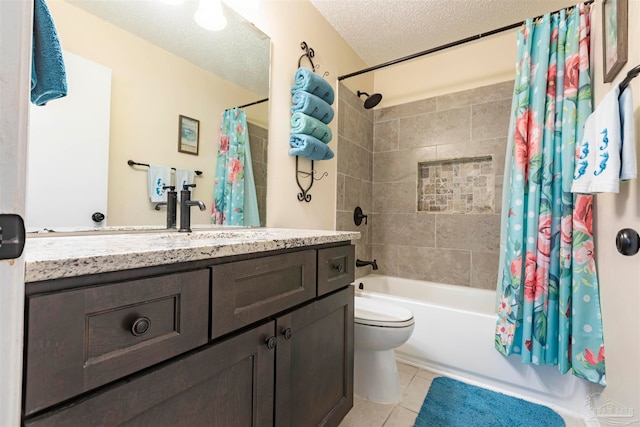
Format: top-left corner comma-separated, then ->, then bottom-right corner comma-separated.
356,259 -> 378,270
179,184 -> 206,233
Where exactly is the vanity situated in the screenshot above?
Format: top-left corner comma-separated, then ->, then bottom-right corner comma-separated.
21,228 -> 358,426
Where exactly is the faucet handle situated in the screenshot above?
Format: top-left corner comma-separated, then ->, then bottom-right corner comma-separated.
162,185 -> 175,191
182,184 -> 196,191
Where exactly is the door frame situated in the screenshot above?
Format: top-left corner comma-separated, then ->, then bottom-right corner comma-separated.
0,0 -> 32,425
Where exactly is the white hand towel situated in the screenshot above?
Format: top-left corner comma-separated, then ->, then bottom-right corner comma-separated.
147,164 -> 171,202
619,86 -> 637,181
175,168 -> 195,201
571,83 -> 636,194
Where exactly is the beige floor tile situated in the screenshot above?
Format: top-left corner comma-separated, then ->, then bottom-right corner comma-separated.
414,368 -> 439,381
396,361 -> 418,375
383,406 -> 418,427
398,370 -> 413,394
398,376 -> 432,413
339,396 -> 395,427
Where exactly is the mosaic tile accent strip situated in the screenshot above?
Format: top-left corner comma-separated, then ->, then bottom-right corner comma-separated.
418,156 -> 494,213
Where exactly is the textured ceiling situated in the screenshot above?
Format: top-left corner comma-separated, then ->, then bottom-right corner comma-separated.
309,0 -> 579,66
66,0 -> 270,97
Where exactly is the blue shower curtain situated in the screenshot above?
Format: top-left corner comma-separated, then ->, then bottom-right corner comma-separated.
495,4 -> 606,386
211,108 -> 260,226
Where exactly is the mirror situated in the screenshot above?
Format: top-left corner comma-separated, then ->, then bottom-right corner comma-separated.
27,0 -> 270,232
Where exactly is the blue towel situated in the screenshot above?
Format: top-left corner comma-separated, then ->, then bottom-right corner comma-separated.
291,90 -> 334,124
291,112 -> 332,143
289,134 -> 334,161
291,67 -> 335,105
31,0 -> 67,106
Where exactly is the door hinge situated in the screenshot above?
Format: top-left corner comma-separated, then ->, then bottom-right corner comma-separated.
0,214 -> 26,260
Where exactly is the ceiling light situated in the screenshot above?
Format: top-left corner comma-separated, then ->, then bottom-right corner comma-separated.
194,0 -> 227,31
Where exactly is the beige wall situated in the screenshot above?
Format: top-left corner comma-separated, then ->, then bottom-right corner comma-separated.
48,0 -> 268,226
589,1 -> 640,422
374,31 -> 515,108
253,0 -> 369,230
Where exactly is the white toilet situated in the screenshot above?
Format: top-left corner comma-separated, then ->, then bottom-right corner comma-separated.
354,296 -> 415,403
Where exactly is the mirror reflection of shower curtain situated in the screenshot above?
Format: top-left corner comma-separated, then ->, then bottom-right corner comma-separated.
211,108 -> 260,226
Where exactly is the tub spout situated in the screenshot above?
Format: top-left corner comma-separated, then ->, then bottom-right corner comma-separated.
356,259 -> 378,270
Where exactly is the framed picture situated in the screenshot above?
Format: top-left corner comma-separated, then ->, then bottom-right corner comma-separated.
178,115 -> 199,155
602,0 -> 628,83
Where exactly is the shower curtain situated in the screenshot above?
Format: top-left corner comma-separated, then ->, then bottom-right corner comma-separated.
494,4 -> 606,386
211,108 -> 260,226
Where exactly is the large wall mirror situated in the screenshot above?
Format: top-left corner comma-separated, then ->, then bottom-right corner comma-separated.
27,0 -> 270,231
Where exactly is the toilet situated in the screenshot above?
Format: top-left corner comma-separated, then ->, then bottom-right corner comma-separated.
354,296 -> 415,404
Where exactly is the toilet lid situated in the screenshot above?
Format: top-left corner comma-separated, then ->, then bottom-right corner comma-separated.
354,297 -> 414,327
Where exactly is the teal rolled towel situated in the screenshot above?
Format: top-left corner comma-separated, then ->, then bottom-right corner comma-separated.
291,90 -> 334,124
289,134 -> 335,161
291,67 -> 335,105
291,112 -> 332,144
31,0 -> 67,106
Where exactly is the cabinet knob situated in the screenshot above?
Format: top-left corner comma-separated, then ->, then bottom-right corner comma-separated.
334,264 -> 345,273
282,328 -> 293,340
265,336 -> 277,350
131,317 -> 151,337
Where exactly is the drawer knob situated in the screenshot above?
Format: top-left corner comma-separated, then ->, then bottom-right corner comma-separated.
265,336 -> 277,350
131,317 -> 151,337
282,328 -> 293,340
334,264 -> 345,273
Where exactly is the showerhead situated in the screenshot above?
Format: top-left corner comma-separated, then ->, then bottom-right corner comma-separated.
357,90 -> 383,109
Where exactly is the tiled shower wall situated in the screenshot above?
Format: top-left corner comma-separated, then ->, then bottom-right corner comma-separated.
371,81 -> 513,289
248,122 -> 268,227
336,83 -> 373,279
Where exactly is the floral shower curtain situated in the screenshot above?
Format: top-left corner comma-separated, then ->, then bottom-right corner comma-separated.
212,108 -> 259,226
495,4 -> 606,386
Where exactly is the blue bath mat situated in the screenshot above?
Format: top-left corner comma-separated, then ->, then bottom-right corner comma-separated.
414,377 -> 565,427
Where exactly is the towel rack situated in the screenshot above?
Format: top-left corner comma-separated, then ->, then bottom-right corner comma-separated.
295,156 -> 328,202
127,160 -> 203,176
298,41 -> 329,77
618,64 -> 640,95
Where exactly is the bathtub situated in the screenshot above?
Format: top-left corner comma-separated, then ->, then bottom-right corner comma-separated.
354,274 -> 600,418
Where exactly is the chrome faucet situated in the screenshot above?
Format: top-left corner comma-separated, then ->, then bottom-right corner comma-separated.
356,259 -> 378,270
154,185 -> 177,229
179,184 -> 206,233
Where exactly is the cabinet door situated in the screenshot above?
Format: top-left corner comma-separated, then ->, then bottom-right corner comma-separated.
25,322 -> 276,427
275,287 -> 354,427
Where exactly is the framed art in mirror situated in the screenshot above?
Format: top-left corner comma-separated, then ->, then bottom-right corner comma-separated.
602,0 -> 628,83
178,115 -> 199,155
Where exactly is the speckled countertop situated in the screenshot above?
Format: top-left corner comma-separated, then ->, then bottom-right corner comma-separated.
24,228 -> 360,283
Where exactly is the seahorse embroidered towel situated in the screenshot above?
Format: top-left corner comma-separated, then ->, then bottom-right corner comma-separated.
147,164 -> 171,202
174,168 -> 195,201
571,83 -> 636,193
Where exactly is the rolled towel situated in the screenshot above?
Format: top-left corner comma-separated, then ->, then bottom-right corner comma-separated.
291,90 -> 334,124
289,134 -> 335,161
291,67 -> 335,105
31,0 -> 67,106
291,112 -> 332,144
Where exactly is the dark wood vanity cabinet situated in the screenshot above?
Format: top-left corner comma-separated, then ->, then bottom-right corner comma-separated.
22,244 -> 355,427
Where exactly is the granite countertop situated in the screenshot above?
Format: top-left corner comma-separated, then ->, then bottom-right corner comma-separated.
24,228 -> 360,283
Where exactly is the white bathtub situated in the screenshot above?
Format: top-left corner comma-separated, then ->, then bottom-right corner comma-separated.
354,274 -> 600,418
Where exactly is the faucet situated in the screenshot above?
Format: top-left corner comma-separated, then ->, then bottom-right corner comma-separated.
179,184 -> 206,233
154,185 -> 177,229
356,259 -> 378,270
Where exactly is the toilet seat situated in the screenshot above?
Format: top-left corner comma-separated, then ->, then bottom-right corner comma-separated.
354,297 -> 414,328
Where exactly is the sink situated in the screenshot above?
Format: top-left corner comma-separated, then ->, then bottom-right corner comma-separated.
27,225 -> 249,238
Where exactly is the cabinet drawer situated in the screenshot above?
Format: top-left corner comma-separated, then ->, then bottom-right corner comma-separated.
24,322 -> 275,427
24,269 -> 209,416
317,245 -> 355,296
211,250 -> 316,339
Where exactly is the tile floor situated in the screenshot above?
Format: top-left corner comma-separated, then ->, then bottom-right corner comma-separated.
339,361 -> 587,427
